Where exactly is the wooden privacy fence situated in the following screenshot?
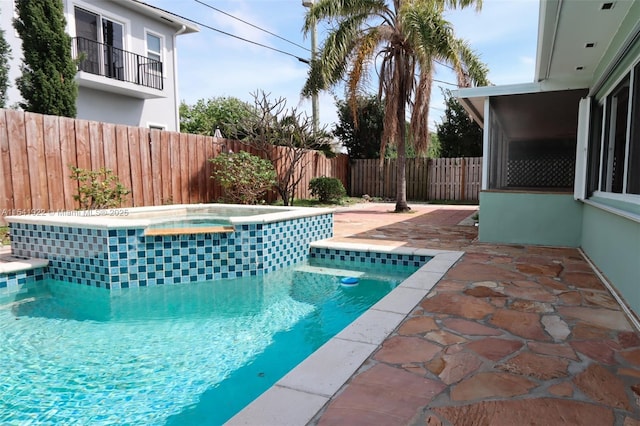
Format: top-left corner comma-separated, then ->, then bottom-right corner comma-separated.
351,157 -> 482,201
0,109 -> 349,221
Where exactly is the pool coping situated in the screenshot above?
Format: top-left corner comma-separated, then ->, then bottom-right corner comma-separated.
226,241 -> 463,426
0,254 -> 49,274
4,204 -> 334,229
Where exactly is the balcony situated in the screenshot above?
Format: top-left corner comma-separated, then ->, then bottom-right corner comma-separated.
72,37 -> 164,97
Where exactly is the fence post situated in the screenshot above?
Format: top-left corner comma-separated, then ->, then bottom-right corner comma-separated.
461,157 -> 466,201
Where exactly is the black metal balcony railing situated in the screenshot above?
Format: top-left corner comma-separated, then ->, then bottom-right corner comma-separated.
72,37 -> 164,91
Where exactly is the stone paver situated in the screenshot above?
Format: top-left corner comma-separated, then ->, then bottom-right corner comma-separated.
308,203 -> 640,426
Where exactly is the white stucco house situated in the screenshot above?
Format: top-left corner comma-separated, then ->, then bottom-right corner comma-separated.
1,0 -> 198,131
456,0 -> 640,318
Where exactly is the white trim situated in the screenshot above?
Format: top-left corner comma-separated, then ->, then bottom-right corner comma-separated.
592,190 -> 640,205
456,80 -> 588,100
172,25 -> 187,132
574,97 -> 590,200
115,0 -> 199,34
598,98 -> 607,191
481,97 -> 490,190
584,198 -> 640,224
623,70 -> 635,194
147,122 -> 166,130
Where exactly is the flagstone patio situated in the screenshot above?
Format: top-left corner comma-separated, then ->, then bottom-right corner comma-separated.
312,203 -> 640,425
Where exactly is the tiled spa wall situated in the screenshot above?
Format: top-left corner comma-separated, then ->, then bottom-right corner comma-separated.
309,247 -> 432,271
9,213 -> 333,290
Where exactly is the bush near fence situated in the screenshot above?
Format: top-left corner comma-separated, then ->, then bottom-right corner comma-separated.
350,157 -> 482,202
0,109 -> 349,223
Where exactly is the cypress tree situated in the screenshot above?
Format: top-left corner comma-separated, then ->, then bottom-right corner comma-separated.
13,0 -> 77,117
0,6 -> 11,108
436,90 -> 483,158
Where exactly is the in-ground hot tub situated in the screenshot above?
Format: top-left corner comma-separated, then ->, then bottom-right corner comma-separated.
7,204 -> 334,290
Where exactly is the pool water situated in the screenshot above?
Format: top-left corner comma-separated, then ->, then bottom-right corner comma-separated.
0,260 -> 419,425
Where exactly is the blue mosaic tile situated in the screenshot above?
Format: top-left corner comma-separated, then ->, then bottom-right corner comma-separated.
0,266 -> 48,297
309,247 -> 431,269
8,212 -> 334,290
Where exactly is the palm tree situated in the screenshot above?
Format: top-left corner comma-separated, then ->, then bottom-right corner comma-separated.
303,0 -> 489,212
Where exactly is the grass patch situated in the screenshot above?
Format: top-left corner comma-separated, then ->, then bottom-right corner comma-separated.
272,197 -> 364,208
424,199 -> 479,206
1,226 -> 9,246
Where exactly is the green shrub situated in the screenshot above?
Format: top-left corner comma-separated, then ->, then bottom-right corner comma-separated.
0,226 -> 9,246
69,166 -> 130,209
309,177 -> 346,204
210,151 -> 276,204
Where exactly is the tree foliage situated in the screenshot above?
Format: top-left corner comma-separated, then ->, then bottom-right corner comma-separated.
210,151 -> 276,205
302,0 -> 489,211
229,90 -> 335,206
179,96 -> 256,138
0,7 -> 11,108
436,90 -> 482,157
334,95 -> 384,159
13,0 -> 77,117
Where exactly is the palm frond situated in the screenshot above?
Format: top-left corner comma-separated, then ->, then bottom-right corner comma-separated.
303,0 -> 390,33
456,39 -> 490,87
442,0 -> 482,12
410,66 -> 433,154
346,28 -> 384,123
302,13 -> 366,96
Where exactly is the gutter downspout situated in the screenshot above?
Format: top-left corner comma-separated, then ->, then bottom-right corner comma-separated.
172,25 -> 187,132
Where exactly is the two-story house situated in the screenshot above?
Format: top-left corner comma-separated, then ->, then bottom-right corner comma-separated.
1,0 -> 198,131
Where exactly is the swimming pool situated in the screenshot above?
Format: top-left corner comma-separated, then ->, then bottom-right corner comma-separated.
0,258 -> 422,424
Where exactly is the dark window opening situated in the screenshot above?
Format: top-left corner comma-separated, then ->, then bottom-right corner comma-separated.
601,77 -> 629,193
628,64 -> 640,194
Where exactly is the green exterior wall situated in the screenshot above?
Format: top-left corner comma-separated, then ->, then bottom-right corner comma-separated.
593,1 -> 640,99
478,192 -> 583,247
581,205 -> 640,314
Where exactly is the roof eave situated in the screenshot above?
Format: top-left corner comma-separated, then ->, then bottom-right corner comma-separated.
454,80 -> 589,125
125,0 -> 200,34
534,0 -> 560,82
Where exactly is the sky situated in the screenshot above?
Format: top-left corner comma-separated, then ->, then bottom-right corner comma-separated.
147,0 -> 540,133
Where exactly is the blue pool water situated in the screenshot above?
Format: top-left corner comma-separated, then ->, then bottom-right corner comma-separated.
0,259 -> 420,425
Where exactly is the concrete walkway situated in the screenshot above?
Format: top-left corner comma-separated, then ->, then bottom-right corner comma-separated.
313,203 -> 640,425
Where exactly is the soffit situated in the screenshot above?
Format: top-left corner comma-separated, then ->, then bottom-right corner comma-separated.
535,0 -> 633,85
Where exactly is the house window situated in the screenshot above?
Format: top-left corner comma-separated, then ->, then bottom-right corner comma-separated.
628,63 -> 640,194
591,62 -> 640,198
600,76 -> 629,193
146,32 -> 162,73
74,7 -> 124,80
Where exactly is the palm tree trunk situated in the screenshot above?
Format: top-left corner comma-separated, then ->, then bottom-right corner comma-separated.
395,54 -> 410,213
395,124 -> 410,212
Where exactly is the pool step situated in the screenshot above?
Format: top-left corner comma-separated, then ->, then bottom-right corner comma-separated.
0,253 -> 49,274
293,264 -> 364,278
